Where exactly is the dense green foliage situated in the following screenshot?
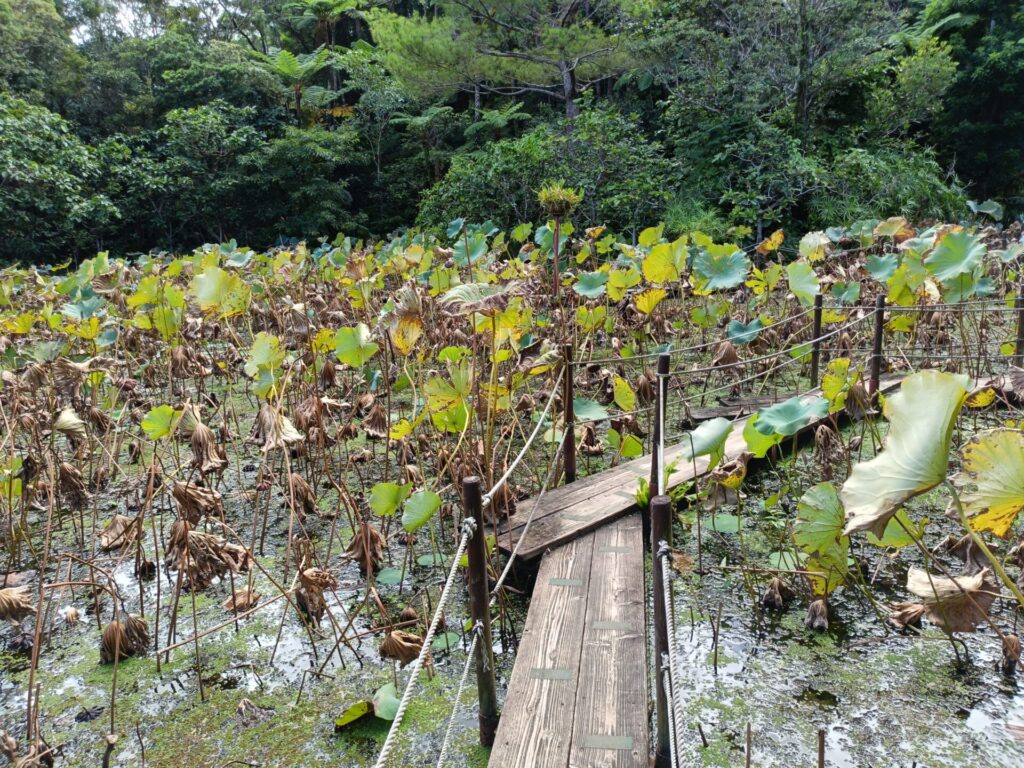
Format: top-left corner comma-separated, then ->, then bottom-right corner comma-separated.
0,0 -> 1019,261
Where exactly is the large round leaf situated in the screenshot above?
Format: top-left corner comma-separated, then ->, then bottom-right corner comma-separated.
954,428 -> 1024,538
334,323 -> 379,368
794,482 -> 844,556
369,481 -> 413,517
573,271 -> 608,298
694,245 -> 750,291
726,318 -> 763,345
842,370 -> 970,537
785,261 -> 819,306
924,231 -> 986,283
754,396 -> 828,437
401,490 -> 442,533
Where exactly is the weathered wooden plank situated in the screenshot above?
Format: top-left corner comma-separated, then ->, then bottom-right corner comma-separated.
488,534 -> 595,768
568,513 -> 648,768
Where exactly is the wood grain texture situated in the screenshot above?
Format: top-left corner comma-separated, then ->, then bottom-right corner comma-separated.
488,534 -> 595,767
568,513 -> 648,768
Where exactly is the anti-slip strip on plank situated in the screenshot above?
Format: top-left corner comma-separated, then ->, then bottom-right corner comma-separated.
527,667 -> 574,681
598,545 -> 630,553
591,620 -> 631,631
580,735 -> 634,750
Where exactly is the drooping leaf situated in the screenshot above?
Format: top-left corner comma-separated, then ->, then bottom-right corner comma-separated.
678,417 -> 732,471
335,700 -> 373,731
612,376 -> 636,412
634,288 -> 667,315
742,413 -> 784,458
842,370 -> 971,537
954,428 -> 1024,538
866,509 -> 923,548
967,199 -> 1003,221
905,568 -> 997,633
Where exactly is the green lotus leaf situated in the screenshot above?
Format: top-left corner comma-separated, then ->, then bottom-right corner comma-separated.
842,370 -> 971,537
679,417 -> 732,471
727,318 -> 763,345
785,261 -> 819,307
924,231 -> 986,283
754,396 -> 828,437
694,245 -> 750,290
573,271 -> 609,298
794,482 -> 845,556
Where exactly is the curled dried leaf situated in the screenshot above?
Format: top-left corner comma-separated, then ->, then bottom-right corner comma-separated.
172,481 -> 224,524
379,630 -> 423,667
805,597 -> 829,632
97,514 -> 139,551
0,587 -> 36,623
191,421 -> 228,476
100,614 -> 149,663
887,602 -> 926,632
343,522 -> 386,573
905,567 -> 998,633
223,587 -> 261,614
761,577 -> 793,611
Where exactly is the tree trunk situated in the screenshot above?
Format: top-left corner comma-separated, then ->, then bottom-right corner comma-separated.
795,0 -> 810,137
560,62 -> 579,120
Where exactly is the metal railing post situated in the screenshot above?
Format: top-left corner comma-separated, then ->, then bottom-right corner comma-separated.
562,345 -> 576,484
869,295 -> 885,402
810,293 -> 823,385
1014,284 -> 1024,368
649,353 -> 671,498
651,494 -> 673,767
462,476 -> 499,746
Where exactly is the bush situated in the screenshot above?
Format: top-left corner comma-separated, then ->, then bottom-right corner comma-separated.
418,105 -> 676,238
809,143 -> 967,226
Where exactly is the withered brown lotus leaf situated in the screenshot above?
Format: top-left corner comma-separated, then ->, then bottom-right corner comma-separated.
0,587 -> 35,623
250,404 -> 304,453
343,522 -> 386,573
236,697 -> 274,727
579,422 -> 604,456
362,402 -> 389,440
53,408 -> 87,442
805,597 -> 829,632
85,406 -> 113,436
172,480 -> 224,524
514,393 -> 535,413
223,587 -> 261,614
191,421 -> 228,477
399,606 -> 420,625
887,602 -> 926,632
761,576 -> 793,611
97,514 -> 139,551
59,462 -> 91,509
100,614 -> 148,663
353,392 -> 375,416
300,567 -> 339,592
1002,634 -> 1021,677
379,630 -> 423,667
287,473 -> 319,521
64,606 -> 80,625
165,519 -> 253,590
906,567 -> 998,633
711,341 -> 741,373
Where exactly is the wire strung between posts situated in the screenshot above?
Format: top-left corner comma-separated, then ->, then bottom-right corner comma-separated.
483,367 -> 562,510
372,519 -> 476,768
435,629 -> 481,768
581,306 -> 818,367
658,541 -> 685,766
668,312 -> 875,378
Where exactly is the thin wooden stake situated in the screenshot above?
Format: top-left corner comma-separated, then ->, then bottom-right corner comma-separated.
818,728 -> 826,768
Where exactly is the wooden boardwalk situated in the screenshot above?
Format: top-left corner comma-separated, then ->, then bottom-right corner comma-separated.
488,513 -> 648,768
488,380 -> 914,767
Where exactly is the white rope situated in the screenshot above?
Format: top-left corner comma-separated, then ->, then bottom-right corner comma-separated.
435,628 -> 481,768
491,435 -> 565,598
483,364 -> 563,509
373,518 -> 476,768
658,541 -> 685,765
662,666 -> 679,768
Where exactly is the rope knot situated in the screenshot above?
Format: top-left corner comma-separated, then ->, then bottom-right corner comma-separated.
461,517 -> 478,538
656,540 -> 671,559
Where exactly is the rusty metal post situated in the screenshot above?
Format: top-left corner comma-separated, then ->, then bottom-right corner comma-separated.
649,353 -> 671,498
810,293 -> 823,385
462,476 -> 499,746
651,493 -> 673,767
1014,283 -> 1024,368
562,344 -> 576,484
869,295 -> 885,402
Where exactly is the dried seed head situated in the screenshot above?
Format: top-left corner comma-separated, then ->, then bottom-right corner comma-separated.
805,598 -> 829,632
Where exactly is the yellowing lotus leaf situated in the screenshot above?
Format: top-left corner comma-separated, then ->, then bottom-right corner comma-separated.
841,370 -> 971,537
954,428 -> 1024,538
